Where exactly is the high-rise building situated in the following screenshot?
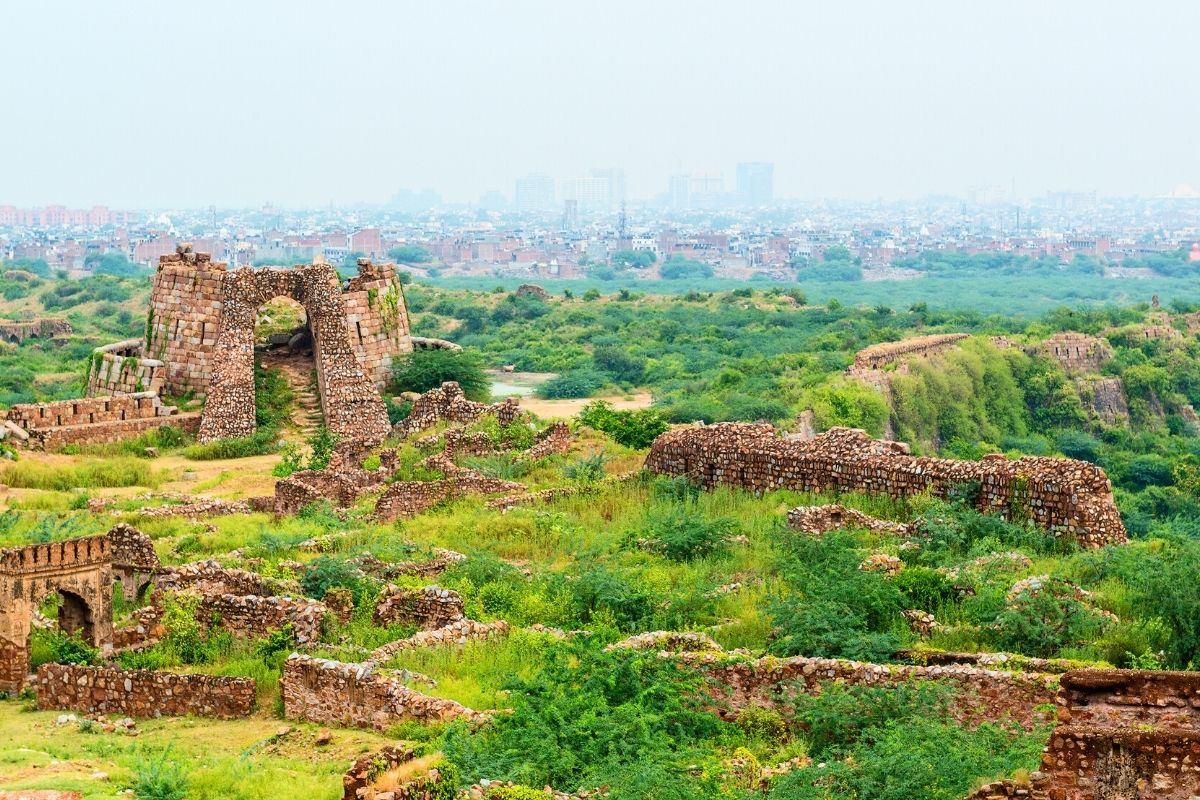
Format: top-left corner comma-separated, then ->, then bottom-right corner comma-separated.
514,173 -> 556,213
736,162 -> 774,206
667,172 -> 725,209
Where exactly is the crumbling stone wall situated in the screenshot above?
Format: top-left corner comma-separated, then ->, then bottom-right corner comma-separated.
374,586 -> 465,629
0,317 -> 71,344
0,536 -> 114,693
968,668 -> 1200,800
280,654 -> 484,729
373,475 -> 524,519
786,504 -> 911,536
342,745 -> 418,800
196,593 -> 325,645
1042,331 -> 1113,374
5,393 -> 198,451
106,523 -> 159,603
155,560 -> 276,597
645,424 -> 1126,547
342,259 -> 412,389
199,262 -> 390,442
392,382 -> 519,439
851,333 -> 969,370
699,653 -> 1057,729
86,339 -> 165,397
36,663 -> 254,719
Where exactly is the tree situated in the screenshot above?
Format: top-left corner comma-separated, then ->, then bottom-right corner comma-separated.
611,249 -> 655,269
658,256 -> 713,280
387,244 -> 432,264
391,348 -> 492,401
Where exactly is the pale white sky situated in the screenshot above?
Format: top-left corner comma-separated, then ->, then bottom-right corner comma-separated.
2,0 -> 1196,207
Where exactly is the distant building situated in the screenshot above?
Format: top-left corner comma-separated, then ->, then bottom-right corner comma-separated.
515,173 -> 556,213
350,228 -> 383,258
736,162 -> 774,206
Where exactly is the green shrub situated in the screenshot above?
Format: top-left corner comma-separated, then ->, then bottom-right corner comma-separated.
301,556 -> 373,604
578,400 -> 667,449
132,748 -> 189,800
392,348 -> 491,401
635,507 -> 735,562
537,369 -> 607,399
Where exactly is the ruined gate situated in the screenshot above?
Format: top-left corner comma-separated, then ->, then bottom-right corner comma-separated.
0,536 -> 114,693
197,264 -> 390,443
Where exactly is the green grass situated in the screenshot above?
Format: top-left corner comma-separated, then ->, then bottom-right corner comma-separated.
0,458 -> 166,490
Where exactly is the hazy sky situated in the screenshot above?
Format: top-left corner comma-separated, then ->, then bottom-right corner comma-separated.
3,1 -> 1197,208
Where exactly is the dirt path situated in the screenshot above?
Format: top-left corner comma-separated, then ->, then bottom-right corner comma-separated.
519,392 -> 653,419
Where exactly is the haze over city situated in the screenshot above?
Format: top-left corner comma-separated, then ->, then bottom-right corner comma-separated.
4,0 -> 1199,208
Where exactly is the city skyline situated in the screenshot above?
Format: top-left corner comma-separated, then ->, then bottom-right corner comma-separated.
3,1 -> 1200,208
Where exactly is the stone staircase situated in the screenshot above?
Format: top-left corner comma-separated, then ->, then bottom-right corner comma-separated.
264,352 -> 323,437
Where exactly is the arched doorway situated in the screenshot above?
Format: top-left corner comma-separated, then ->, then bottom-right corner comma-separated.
197,264 -> 389,443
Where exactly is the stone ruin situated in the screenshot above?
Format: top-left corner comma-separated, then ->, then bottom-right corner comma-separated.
267,382 -> 574,519
373,585 -> 465,630
966,669 -> 1200,800
1041,331 -> 1114,374
4,392 -> 200,451
851,332 -> 970,370
0,317 -> 72,344
645,423 -> 1127,547
106,522 -> 160,602
786,504 -> 912,536
0,536 -> 114,693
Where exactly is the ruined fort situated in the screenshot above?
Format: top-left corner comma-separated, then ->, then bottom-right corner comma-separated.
645,423 -> 1127,547
3,245 -> 433,449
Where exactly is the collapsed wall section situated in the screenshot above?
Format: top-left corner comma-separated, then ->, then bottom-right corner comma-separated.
645,424 -> 1126,547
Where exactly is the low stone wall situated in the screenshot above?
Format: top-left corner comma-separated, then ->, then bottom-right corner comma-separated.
367,619 -> 509,664
786,504 -> 911,536
374,586 -> 465,629
86,339 -> 166,397
134,498 -> 251,519
36,663 -> 255,719
156,560 -> 276,596
8,392 -> 173,431
645,424 -> 1126,547
852,333 -> 969,369
280,654 -> 484,729
374,476 -> 523,519
392,382 -> 519,439
28,413 -> 200,451
199,593 -> 326,645
700,653 -> 1057,729
343,745 -> 417,800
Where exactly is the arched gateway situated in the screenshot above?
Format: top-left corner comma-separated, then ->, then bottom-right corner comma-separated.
0,536 -> 114,693
198,263 -> 391,443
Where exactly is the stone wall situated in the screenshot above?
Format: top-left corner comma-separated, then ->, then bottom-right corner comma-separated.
280,654 -> 483,729
0,317 -> 71,344
6,392 -> 198,451
392,382 -> 519,439
1057,669 -> 1200,730
373,475 -> 524,519
341,259 -> 412,389
155,560 -> 276,596
700,653 -> 1057,729
1042,331 -> 1113,374
197,593 -> 326,645
851,333 -> 969,370
645,424 -> 1126,547
36,663 -> 254,719
374,586 -> 465,630
342,745 -> 417,800
85,339 -> 165,397
786,504 -> 911,536
106,523 -> 159,602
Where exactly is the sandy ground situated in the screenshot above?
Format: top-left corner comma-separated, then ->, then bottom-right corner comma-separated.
520,392 -> 653,419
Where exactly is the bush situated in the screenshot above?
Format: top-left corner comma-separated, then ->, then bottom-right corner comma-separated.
1056,430 -> 1102,463
635,508 -> 735,562
33,630 -> 100,667
392,348 -> 492,401
132,749 -> 189,800
537,369 -> 607,399
301,556 -> 372,604
578,401 -> 668,449
184,428 -> 278,460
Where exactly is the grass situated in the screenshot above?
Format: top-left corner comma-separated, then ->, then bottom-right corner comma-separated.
0,702 -> 396,800
0,457 -> 166,490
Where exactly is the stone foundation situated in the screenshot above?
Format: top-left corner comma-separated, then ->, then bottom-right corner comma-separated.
645,424 -> 1126,547
36,663 -> 254,719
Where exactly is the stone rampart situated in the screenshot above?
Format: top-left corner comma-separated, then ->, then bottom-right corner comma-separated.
106,523 -> 159,602
8,392 -> 177,430
155,560 -> 276,597
341,259 -> 412,389
851,333 -> 969,370
374,586 -> 465,629
146,247 -> 227,397
280,654 -> 483,729
1057,669 -> 1200,730
0,318 -> 71,344
645,424 -> 1126,547
1042,331 -> 1113,374
86,339 -> 165,397
36,663 -> 254,719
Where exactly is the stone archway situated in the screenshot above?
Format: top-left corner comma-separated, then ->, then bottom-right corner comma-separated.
0,536 -> 113,693
198,264 -> 390,443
